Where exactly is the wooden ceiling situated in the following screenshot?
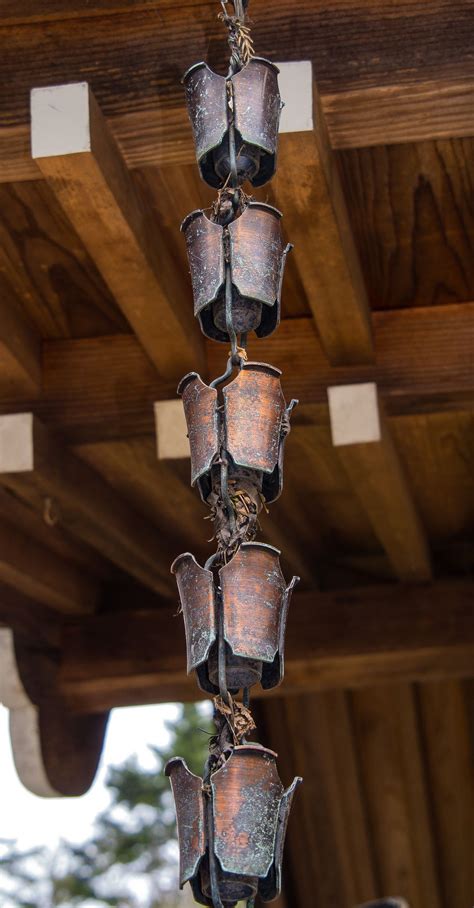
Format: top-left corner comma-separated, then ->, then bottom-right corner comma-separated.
0,2 -> 472,906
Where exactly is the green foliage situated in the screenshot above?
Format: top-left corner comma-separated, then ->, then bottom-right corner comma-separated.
0,703 -> 212,908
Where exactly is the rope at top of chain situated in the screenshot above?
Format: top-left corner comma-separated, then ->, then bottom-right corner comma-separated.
219,0 -> 254,70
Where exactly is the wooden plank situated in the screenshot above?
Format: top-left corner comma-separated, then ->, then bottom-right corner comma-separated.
0,303 -> 469,446
0,485 -> 113,581
75,437 -> 210,568
0,293 -> 41,396
0,515 -> 97,613
391,411 -> 474,544
0,413 -> 174,597
59,580 -> 474,711
417,681 -> 474,907
271,94 -> 374,364
328,383 -> 432,582
338,137 -> 474,312
30,82 -> 204,379
0,180 -> 128,340
351,684 -> 441,907
1,2 -> 474,180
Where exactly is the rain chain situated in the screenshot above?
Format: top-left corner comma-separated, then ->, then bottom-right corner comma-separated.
166,3 -> 302,905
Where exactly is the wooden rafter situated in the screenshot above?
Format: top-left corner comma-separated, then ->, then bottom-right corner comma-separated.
0,303 -> 467,445
0,516 -> 97,613
328,382 -> 432,582
30,82 -> 205,380
1,2 -> 474,181
0,412 -> 174,597
0,292 -> 41,395
272,88 -> 374,364
59,581 -> 474,712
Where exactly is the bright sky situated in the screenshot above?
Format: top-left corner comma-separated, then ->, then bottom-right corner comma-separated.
0,702 -> 181,850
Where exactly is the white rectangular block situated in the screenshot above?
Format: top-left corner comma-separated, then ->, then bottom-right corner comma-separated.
154,400 -> 190,460
31,82 -> 91,159
0,413 -> 34,473
277,60 -> 313,133
328,383 -> 382,447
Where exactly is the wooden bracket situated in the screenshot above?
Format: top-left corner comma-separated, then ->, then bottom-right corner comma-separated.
0,627 -> 108,796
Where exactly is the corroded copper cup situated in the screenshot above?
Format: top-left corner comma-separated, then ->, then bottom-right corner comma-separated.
183,58 -> 282,188
171,542 -> 298,693
181,202 -> 291,342
178,362 -> 297,504
166,744 -> 301,905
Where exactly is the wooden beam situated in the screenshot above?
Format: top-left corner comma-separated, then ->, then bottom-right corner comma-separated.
59,580 -> 474,712
1,2 -> 474,180
30,82 -> 204,380
0,302 -> 469,445
271,86 -> 374,365
328,383 -> 432,582
0,584 -> 61,648
0,516 -> 97,614
0,412 -> 174,597
0,294 -> 41,396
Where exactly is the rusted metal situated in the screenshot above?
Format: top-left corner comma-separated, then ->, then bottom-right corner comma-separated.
170,553 -> 216,675
183,58 -> 281,188
165,757 -> 205,888
168,10 -> 302,903
178,362 -> 296,504
171,543 -> 298,694
181,202 -> 290,342
220,543 -> 298,687
224,363 -> 286,478
177,372 -> 219,488
166,745 -> 301,905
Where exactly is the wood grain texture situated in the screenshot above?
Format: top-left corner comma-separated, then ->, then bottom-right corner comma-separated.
0,414 -> 173,597
58,580 -> 474,711
417,681 -> 474,908
0,515 -> 97,613
0,290 -> 41,395
351,684 -> 442,908
0,181 -> 126,338
270,111 -> 374,364
339,138 -> 474,311
33,86 -> 204,378
329,386 -> 432,582
258,691 -> 378,905
0,303 -> 469,445
391,411 -> 474,544
1,1 -> 474,179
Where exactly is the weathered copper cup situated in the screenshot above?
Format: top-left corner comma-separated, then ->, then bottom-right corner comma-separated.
166,744 -> 301,906
171,542 -> 298,694
178,362 -> 297,504
183,58 -> 282,187
181,202 -> 291,342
